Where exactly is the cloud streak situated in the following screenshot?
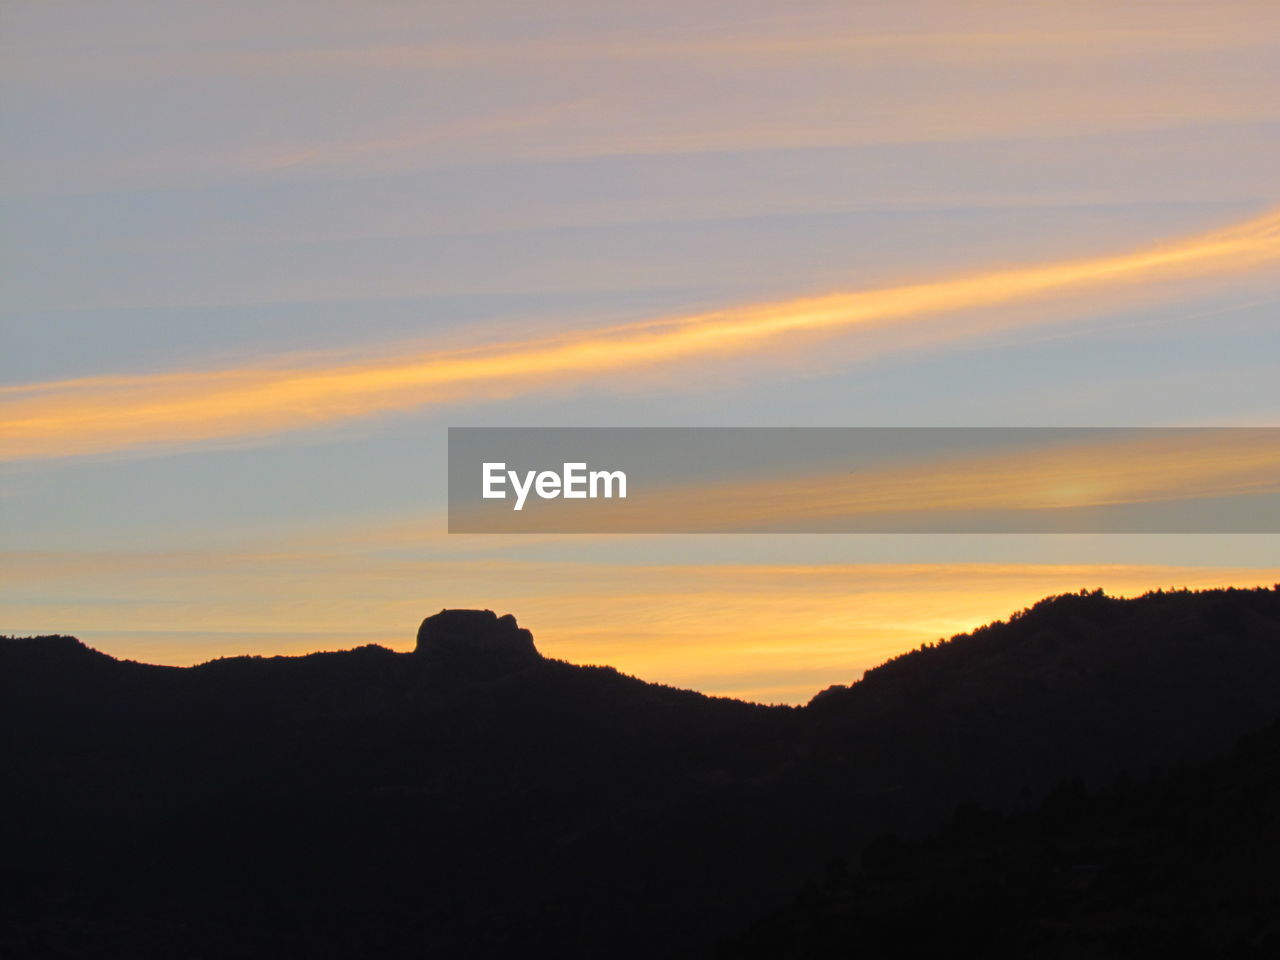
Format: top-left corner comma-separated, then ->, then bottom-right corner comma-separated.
3,207 -> 1279,461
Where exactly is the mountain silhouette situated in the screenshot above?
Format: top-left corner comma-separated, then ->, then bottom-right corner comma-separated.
721,703 -> 1280,959
4,587 -> 1280,958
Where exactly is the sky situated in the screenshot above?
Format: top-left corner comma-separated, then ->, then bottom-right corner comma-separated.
2,0 -> 1279,703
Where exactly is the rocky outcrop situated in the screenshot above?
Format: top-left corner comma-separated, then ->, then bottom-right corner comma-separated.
414,608 -> 541,675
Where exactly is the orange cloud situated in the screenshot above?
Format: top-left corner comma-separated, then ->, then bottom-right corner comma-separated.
4,207 -> 1279,461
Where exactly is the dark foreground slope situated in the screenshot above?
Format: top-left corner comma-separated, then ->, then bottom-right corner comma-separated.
721,710 -> 1280,959
3,589 -> 1280,958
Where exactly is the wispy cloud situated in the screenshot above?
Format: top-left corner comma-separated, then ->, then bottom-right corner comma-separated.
3,207 -> 1279,461
9,4 -> 1278,192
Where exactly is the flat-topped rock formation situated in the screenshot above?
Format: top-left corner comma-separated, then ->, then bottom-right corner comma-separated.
414,608 -> 541,675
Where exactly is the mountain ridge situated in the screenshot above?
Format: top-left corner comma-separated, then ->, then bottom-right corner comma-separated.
4,586 -> 1280,958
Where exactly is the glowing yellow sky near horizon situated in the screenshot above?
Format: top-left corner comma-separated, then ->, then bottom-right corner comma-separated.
3,207 -> 1279,462
3,550 -> 1276,703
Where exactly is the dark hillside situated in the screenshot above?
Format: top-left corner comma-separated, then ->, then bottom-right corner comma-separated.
4,590 -> 1280,958
721,704 -> 1280,959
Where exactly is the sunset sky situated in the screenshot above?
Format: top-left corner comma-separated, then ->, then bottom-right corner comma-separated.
3,0 -> 1278,702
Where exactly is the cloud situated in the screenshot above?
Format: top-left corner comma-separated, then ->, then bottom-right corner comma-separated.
10,3 -> 1279,193
3,207 -> 1279,461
